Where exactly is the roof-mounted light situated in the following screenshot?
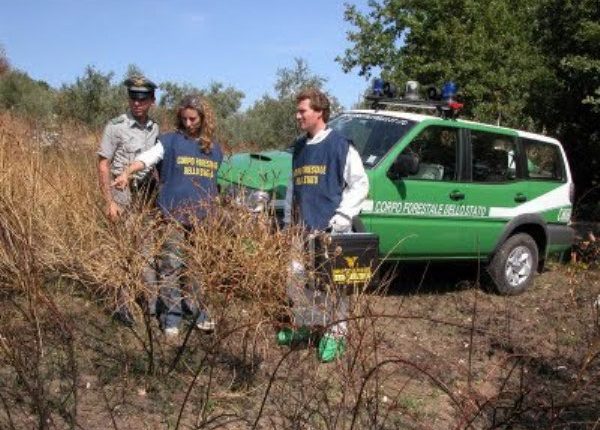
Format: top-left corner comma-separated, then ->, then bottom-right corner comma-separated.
372,78 -> 384,97
438,81 -> 463,118
404,80 -> 420,100
441,81 -> 458,101
365,78 -> 464,119
368,78 -> 397,99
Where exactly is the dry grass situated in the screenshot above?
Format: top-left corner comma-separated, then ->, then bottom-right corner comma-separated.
0,112 -> 599,429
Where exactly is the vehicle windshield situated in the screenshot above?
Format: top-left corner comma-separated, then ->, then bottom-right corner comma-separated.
329,113 -> 416,168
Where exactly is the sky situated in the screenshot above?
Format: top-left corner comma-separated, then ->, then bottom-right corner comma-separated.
0,0 -> 377,110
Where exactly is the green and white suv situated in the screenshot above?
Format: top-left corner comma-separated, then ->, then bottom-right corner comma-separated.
219,95 -> 574,295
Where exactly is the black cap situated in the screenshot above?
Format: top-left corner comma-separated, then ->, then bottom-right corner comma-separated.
124,75 -> 157,100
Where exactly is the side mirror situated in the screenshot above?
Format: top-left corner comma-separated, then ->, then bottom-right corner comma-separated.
387,153 -> 419,180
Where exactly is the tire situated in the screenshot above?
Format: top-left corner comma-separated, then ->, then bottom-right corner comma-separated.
487,233 -> 539,295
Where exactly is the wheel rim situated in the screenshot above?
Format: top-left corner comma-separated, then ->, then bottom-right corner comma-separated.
504,245 -> 533,288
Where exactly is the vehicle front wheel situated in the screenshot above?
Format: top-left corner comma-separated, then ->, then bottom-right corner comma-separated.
487,233 -> 539,295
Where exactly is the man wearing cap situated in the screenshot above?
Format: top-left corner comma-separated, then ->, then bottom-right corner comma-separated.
97,75 -> 160,326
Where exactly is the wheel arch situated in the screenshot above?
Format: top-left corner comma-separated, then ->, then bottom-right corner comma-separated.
491,214 -> 547,271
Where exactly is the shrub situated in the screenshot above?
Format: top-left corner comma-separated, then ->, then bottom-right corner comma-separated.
55,65 -> 125,129
0,70 -> 55,122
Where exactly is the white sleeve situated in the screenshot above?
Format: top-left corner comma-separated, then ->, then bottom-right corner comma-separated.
283,175 -> 293,226
136,140 -> 165,168
336,145 -> 369,219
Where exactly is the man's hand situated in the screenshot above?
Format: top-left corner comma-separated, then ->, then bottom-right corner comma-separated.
106,200 -> 122,222
329,213 -> 352,233
111,172 -> 129,190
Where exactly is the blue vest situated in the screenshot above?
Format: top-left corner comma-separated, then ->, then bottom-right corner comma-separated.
292,129 -> 349,230
157,131 -> 222,225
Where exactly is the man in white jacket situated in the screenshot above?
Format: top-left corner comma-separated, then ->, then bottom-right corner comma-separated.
279,88 -> 369,362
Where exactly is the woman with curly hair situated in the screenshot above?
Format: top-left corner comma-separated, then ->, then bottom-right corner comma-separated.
114,95 -> 223,336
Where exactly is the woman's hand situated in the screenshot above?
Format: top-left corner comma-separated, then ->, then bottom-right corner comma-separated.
111,161 -> 145,190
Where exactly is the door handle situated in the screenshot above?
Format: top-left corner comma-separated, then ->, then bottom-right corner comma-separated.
514,193 -> 527,203
449,190 -> 465,201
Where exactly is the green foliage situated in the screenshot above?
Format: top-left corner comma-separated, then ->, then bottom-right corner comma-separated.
125,63 -> 145,81
158,80 -> 199,109
274,58 -> 326,99
226,95 -> 295,148
0,45 -> 9,76
228,58 -> 339,149
203,82 -> 245,122
338,0 -> 548,128
532,0 -> 600,217
0,69 -> 55,121
159,80 -> 243,118
55,65 -> 124,129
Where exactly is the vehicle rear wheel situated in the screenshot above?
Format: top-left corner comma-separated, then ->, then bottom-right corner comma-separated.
487,233 -> 539,295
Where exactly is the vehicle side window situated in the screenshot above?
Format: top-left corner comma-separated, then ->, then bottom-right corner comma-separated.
403,126 -> 458,181
522,138 -> 564,181
471,131 -> 517,183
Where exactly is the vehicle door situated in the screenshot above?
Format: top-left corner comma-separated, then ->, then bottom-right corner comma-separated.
367,123 -> 473,258
521,137 -> 571,222
457,128 -> 525,255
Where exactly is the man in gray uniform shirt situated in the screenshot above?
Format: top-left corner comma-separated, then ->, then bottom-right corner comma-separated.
97,75 -> 159,326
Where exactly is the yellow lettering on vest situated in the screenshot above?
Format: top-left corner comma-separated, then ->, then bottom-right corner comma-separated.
293,164 -> 327,177
183,166 -> 215,177
295,175 -> 319,185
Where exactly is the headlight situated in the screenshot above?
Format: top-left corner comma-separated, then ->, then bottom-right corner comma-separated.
247,190 -> 270,213
226,185 -> 271,213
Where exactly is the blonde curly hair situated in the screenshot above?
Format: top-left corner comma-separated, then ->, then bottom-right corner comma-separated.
176,95 -> 216,153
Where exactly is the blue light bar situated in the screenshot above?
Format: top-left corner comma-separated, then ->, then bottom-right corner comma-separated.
372,78 -> 384,97
441,81 -> 457,101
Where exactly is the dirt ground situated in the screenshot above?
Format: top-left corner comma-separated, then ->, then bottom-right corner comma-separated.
371,261 -> 600,428
1,262 -> 599,429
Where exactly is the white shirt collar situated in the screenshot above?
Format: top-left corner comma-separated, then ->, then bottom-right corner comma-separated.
306,127 -> 331,145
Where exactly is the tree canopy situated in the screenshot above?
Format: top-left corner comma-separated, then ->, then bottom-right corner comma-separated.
0,55 -> 334,152
55,66 -> 124,128
339,0 -> 548,128
226,58 -> 338,149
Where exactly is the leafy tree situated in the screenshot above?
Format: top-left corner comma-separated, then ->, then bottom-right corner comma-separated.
125,64 -> 145,81
55,65 -> 124,128
274,58 -> 326,99
338,0 -> 548,128
0,69 -> 55,121
230,58 -> 339,149
226,95 -> 293,148
533,0 -> 600,218
0,45 -> 54,120
0,45 -> 9,76
158,81 -> 200,109
158,80 -> 243,119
